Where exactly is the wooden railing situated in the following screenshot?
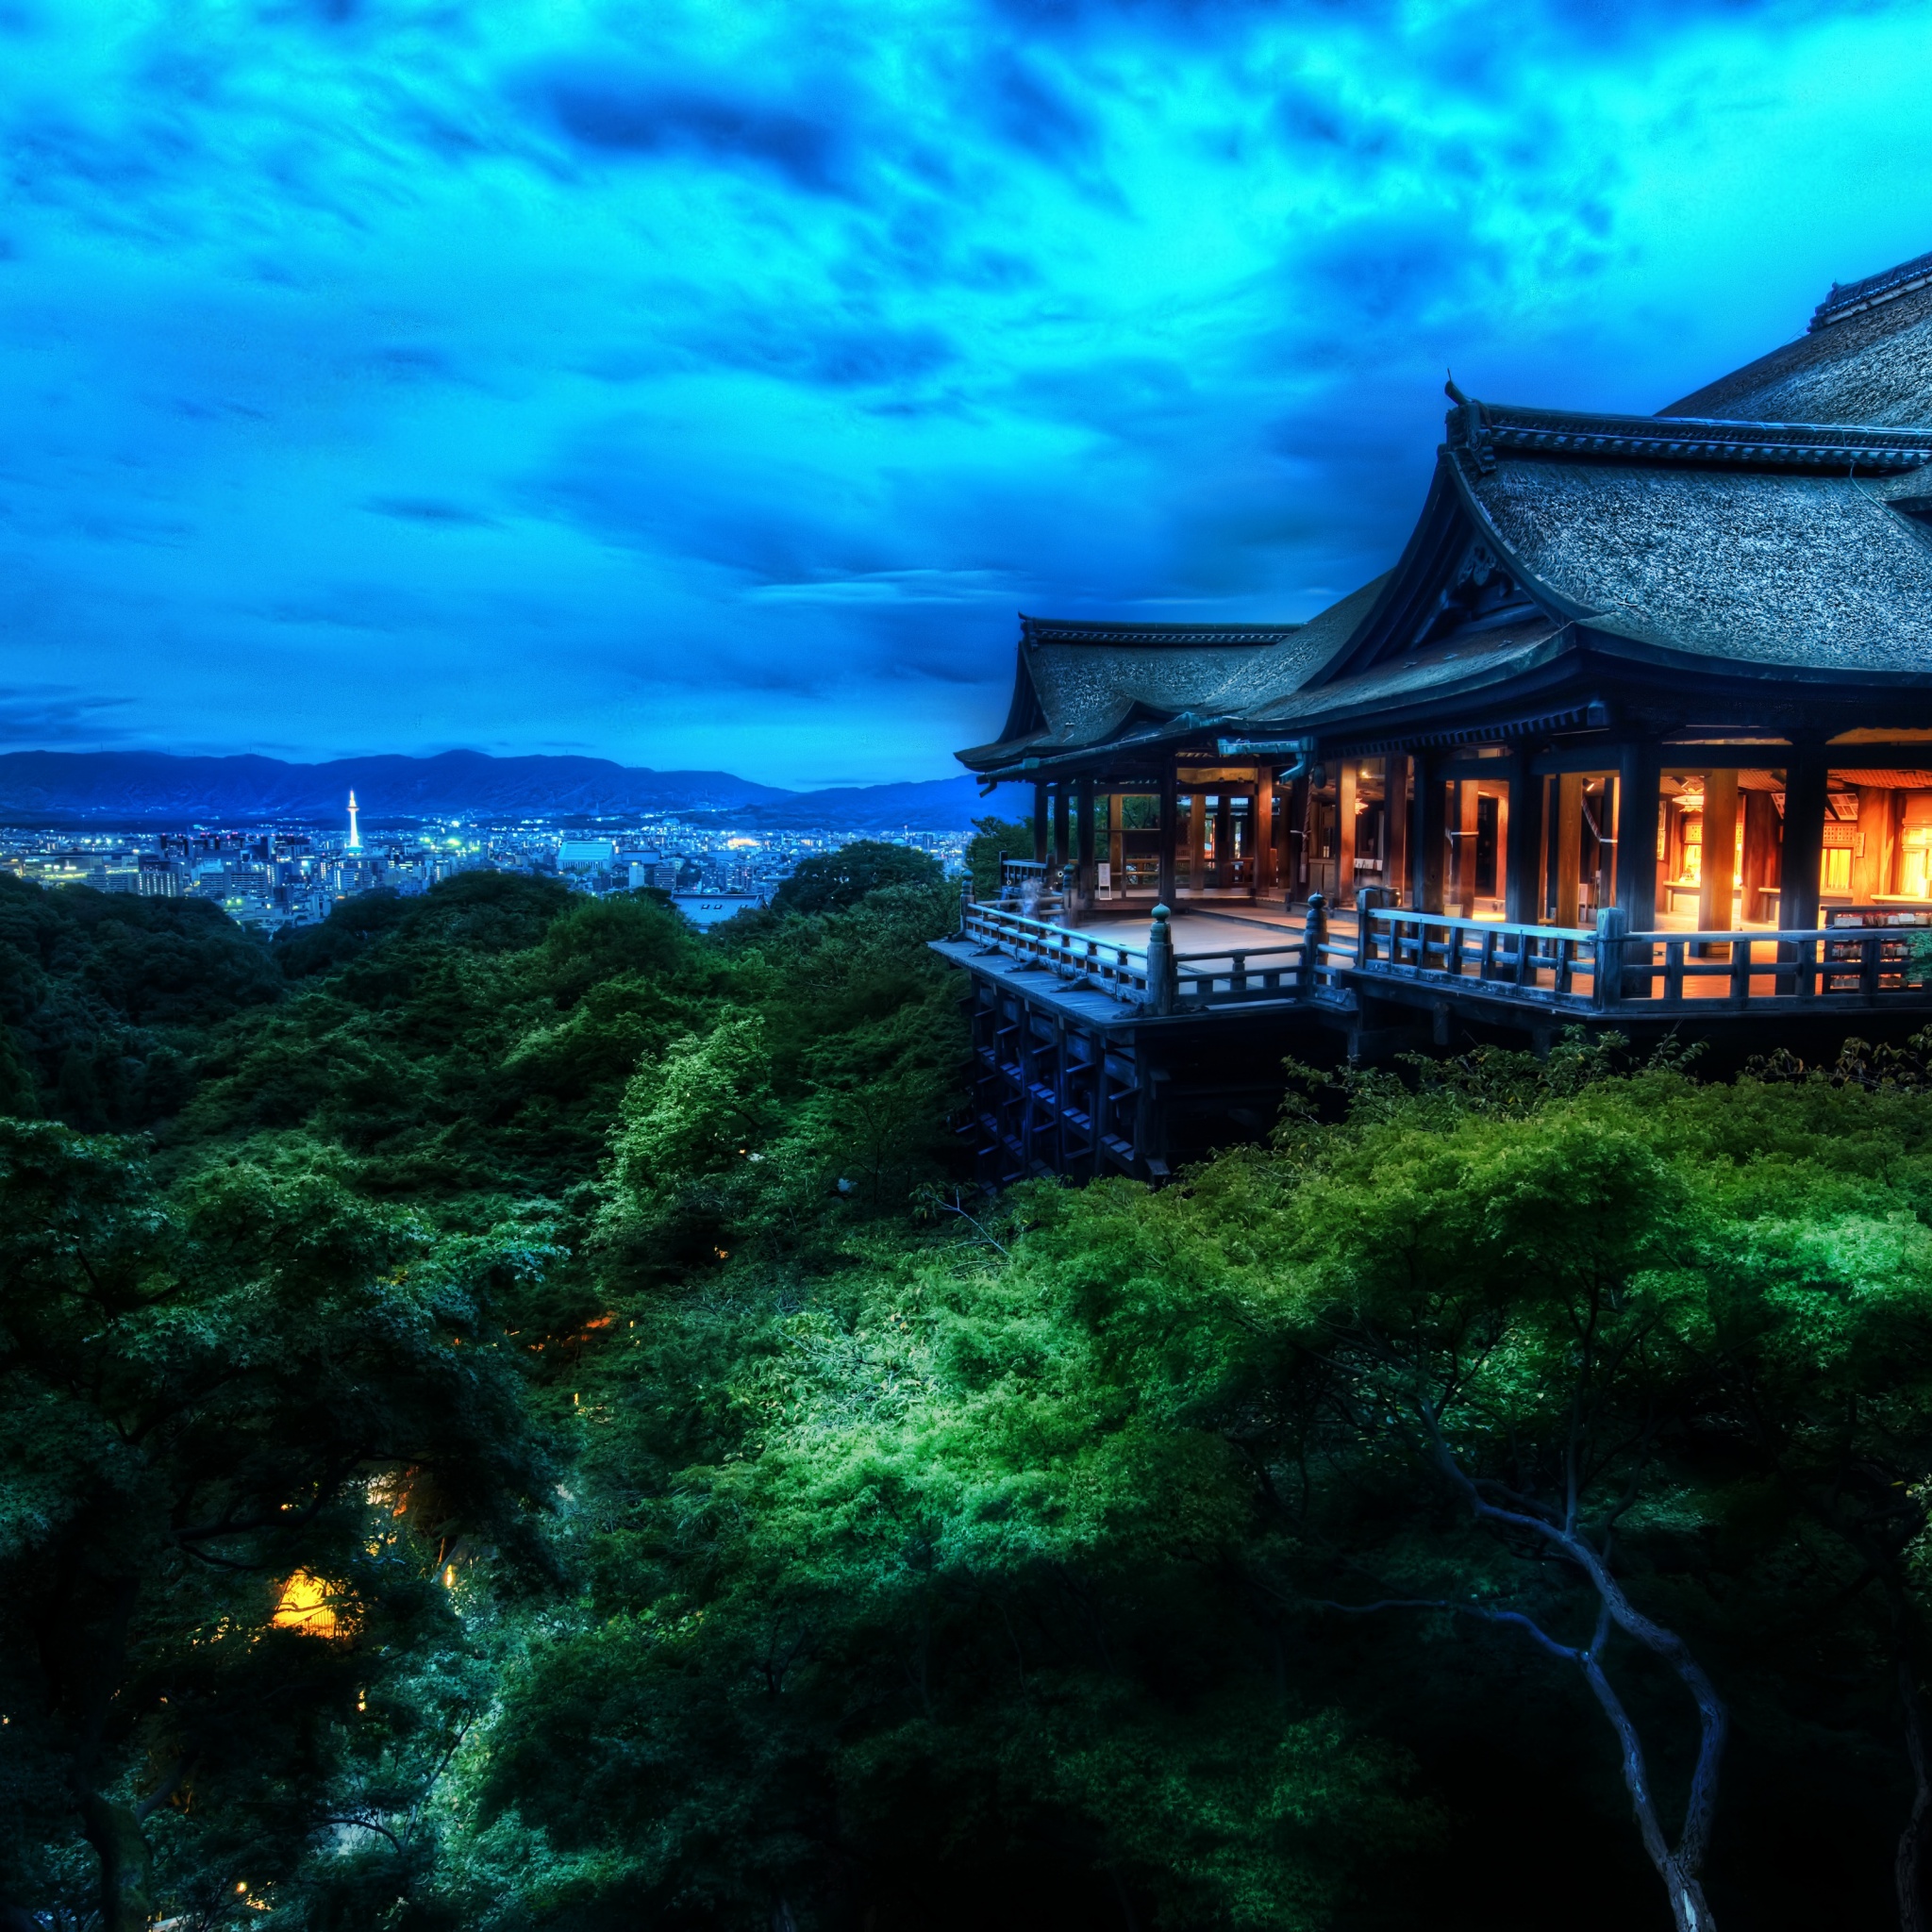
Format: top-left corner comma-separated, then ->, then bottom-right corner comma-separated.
1357,907 -> 1603,1008
1172,942 -> 1306,1006
1356,902 -> 1932,1013
961,899 -> 1307,1012
961,890 -> 1932,1026
962,901 -> 1150,1005
1610,924 -> 1932,1007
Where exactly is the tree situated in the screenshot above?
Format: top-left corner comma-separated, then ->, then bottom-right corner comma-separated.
0,1122 -> 554,1930
770,841 -> 942,917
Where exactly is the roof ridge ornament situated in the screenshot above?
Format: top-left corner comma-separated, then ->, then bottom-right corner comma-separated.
1443,378 -> 1495,475
1809,249 -> 1932,331
1447,395 -> 1932,474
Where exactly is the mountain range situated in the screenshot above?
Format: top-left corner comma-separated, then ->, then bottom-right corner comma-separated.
0,751 -> 991,831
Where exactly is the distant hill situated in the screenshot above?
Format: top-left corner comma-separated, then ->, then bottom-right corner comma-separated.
0,751 -> 791,822
0,751 -> 991,828
698,774 -> 991,833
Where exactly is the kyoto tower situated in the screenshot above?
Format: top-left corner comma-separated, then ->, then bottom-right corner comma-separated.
346,789 -> 361,852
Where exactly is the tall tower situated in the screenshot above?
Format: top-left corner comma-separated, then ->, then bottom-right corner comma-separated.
347,790 -> 361,852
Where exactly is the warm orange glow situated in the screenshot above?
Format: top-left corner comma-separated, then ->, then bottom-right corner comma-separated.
273,1571 -> 345,1639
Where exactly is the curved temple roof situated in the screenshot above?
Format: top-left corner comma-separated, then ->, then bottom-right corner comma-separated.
958,247 -> 1932,776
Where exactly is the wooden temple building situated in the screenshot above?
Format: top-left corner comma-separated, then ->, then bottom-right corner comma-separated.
933,249 -> 1932,1180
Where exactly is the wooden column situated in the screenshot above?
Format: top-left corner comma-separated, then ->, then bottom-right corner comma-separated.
1552,774 -> 1584,926
1256,766 -> 1275,893
1616,741 -> 1661,935
1213,792 -> 1233,890
1189,792 -> 1207,891
1449,777 -> 1480,917
1290,772 -> 1312,899
1033,781 -> 1048,864
1108,791 -> 1124,891
1336,758 -> 1357,908
1782,741 -> 1828,932
1852,786 -> 1888,903
1740,790 -> 1778,922
1505,749 -> 1541,923
1386,755 -> 1410,907
1697,769 -> 1740,933
1158,758 -> 1179,906
1412,753 -> 1447,912
1052,783 -> 1070,875
1075,775 -> 1095,914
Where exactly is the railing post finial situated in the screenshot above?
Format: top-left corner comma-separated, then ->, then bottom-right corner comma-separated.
1146,902 -> 1177,1016
1593,904 -> 1626,1010
1300,892 -> 1327,992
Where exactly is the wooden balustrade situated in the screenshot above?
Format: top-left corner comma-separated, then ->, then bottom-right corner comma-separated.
960,893 -> 1932,1025
961,900 -> 1306,1013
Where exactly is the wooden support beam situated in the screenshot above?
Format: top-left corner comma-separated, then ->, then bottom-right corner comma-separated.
1449,776 -> 1480,917
1189,791 -> 1207,890
1698,769 -> 1740,934
1413,753 -> 1447,913
1108,791 -> 1124,890
1033,781 -> 1048,864
1505,749 -> 1541,923
1782,739 -> 1828,933
1386,756 -> 1410,908
1213,792 -> 1233,890
1075,775 -> 1095,913
1256,766 -> 1275,893
1158,758 -> 1179,905
1616,741 -> 1661,934
1337,758 -> 1357,908
1852,785 -> 1887,902
1556,774 -> 1584,927
1290,771 -> 1312,900
1052,783 -> 1070,874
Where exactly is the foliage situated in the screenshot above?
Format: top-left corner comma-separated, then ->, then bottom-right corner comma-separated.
769,840 -> 943,917
0,873 -> 282,1129
14,851 -> 1932,1929
964,813 -> 1036,899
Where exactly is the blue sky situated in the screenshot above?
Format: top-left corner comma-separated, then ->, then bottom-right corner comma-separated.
5,1 -> 1932,786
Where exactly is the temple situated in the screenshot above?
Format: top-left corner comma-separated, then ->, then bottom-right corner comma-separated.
935,252 -> 1932,1181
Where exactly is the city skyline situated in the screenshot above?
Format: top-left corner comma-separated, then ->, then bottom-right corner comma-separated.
7,6 -> 1932,785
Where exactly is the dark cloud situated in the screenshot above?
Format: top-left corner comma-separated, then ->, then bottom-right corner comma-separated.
0,688 -> 132,745
534,68 -> 854,196
364,497 -> 497,526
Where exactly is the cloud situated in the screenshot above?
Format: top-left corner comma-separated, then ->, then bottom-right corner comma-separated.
0,0 -> 1926,782
532,67 -> 856,195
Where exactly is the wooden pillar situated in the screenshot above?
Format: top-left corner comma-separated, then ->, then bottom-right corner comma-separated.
1616,741 -> 1661,935
1075,775 -> 1095,914
1158,758 -> 1179,906
1336,758 -> 1357,908
1740,790 -> 1778,922
1783,741 -> 1828,934
1698,769 -> 1740,934
1595,774 -> 1618,910
1256,766 -> 1275,893
1290,772 -> 1312,899
1211,792 -> 1232,890
1412,752 -> 1447,913
1189,792 -> 1207,891
1108,791 -> 1124,890
1033,781 -> 1048,864
1449,776 -> 1480,917
1852,786 -> 1887,903
1505,749 -> 1541,924
1052,783 -> 1070,875
1386,755 -> 1410,907
1555,774 -> 1585,927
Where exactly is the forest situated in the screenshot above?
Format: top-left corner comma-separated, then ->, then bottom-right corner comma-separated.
8,838 -> 1932,1932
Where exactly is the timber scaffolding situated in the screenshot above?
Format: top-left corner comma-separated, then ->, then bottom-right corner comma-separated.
930,861 -> 1932,1185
